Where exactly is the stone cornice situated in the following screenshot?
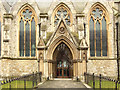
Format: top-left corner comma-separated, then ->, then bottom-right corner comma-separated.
89,57 -> 116,60
40,13 -> 48,18
76,13 -> 85,18
1,57 -> 37,60
37,46 -> 47,50
3,14 -> 13,19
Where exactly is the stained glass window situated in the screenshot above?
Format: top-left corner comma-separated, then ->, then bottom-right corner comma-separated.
102,17 -> 107,56
19,8 -> 36,57
20,18 -> 24,56
96,21 -> 101,56
54,5 -> 72,26
25,22 -> 30,56
31,18 -> 36,56
89,8 -> 107,57
90,17 -> 95,56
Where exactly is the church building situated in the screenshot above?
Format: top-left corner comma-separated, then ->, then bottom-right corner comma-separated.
0,0 -> 119,79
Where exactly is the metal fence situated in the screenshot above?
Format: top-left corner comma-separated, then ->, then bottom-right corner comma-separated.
0,72 -> 42,89
84,73 -> 120,89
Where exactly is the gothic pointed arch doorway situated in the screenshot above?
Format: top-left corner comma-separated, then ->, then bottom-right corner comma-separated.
53,42 -> 73,78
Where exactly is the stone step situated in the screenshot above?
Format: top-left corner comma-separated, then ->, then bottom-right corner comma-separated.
53,78 -> 72,80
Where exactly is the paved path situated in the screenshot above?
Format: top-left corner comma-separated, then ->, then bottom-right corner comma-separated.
37,80 -> 87,88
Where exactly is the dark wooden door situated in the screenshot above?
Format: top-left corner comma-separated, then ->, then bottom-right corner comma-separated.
57,60 -> 69,78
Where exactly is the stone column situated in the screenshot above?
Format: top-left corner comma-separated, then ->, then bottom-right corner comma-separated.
73,63 -> 75,77
50,63 -> 52,78
80,62 -> 82,77
83,60 -> 86,75
76,62 -> 78,77
78,62 -> 80,78
48,62 -> 50,77
40,59 -> 44,74
39,52 -> 44,75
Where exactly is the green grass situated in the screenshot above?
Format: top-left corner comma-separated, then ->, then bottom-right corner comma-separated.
1,80 -> 37,89
88,80 -> 120,89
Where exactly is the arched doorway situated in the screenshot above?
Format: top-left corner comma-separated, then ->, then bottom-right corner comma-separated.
53,42 -> 73,78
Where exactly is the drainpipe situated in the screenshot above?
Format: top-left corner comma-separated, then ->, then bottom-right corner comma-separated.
116,22 -> 119,81
115,1 -> 120,81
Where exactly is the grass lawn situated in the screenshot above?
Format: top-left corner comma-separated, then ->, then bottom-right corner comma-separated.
1,80 -> 37,89
88,80 -> 120,89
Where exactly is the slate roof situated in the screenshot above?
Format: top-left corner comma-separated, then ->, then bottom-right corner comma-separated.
36,1 -> 52,13
1,0 -> 11,12
0,0 -> 116,13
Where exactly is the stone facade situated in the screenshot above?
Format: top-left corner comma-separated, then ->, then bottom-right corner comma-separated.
0,0 -> 119,79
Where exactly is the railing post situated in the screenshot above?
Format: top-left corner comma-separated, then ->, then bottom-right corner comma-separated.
84,72 -> 86,83
9,79 -> 11,90
6,79 -> 8,83
24,79 -> 26,90
36,71 -> 37,86
87,73 -> 88,84
39,72 -> 41,82
115,80 -> 118,90
32,72 -> 34,88
99,74 -> 101,90
93,73 -> 95,89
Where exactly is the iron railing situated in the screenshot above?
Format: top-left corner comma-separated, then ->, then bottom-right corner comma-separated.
0,72 -> 42,89
84,73 -> 120,89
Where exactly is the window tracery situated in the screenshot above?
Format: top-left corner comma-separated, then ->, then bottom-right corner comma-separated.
54,4 -> 72,26
89,5 -> 108,57
19,6 -> 36,57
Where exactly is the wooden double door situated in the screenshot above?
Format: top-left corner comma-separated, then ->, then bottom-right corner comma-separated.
57,60 -> 70,78
53,42 -> 73,78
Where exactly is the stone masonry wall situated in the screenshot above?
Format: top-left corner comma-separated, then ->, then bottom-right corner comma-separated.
87,60 -> 117,77
1,60 -> 38,77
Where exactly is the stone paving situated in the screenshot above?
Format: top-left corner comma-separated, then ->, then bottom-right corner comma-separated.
37,80 -> 87,88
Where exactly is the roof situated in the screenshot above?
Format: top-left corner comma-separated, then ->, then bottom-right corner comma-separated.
1,0 -> 11,12
0,0 -> 116,13
72,1 -> 87,13
36,1 -> 52,13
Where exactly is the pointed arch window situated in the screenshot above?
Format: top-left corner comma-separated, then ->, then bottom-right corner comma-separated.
89,7 -> 107,57
53,4 -> 72,26
19,7 -> 36,57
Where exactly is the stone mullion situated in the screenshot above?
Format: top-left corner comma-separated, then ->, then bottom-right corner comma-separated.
106,18 -> 108,56
30,20 -> 31,56
24,20 -> 26,57
100,20 -> 102,56
54,4 -> 72,26
35,18 -> 37,57
94,20 -> 96,56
